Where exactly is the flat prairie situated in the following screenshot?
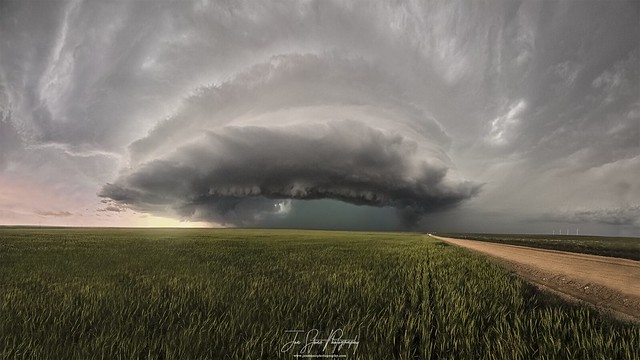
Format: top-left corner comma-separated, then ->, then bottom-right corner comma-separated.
0,228 -> 638,359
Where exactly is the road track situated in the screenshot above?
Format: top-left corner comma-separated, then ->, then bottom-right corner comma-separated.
431,235 -> 640,322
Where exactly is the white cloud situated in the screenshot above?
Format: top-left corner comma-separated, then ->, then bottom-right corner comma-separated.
487,100 -> 527,146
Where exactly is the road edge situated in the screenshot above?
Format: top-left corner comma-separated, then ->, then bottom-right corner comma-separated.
429,234 -> 640,324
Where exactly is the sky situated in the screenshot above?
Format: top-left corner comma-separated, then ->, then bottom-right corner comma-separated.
0,0 -> 638,235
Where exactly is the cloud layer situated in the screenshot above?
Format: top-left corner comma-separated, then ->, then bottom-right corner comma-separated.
102,119 -> 479,225
1,0 -> 638,233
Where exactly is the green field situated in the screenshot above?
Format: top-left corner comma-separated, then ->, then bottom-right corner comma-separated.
438,233 -> 640,261
0,228 -> 638,359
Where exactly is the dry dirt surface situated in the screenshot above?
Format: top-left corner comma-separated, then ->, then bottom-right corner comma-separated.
431,235 -> 640,323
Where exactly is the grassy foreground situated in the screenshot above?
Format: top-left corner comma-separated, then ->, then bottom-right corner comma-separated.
439,233 -> 640,260
0,228 -> 638,359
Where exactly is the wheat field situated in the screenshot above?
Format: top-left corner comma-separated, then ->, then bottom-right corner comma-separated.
0,228 -> 637,359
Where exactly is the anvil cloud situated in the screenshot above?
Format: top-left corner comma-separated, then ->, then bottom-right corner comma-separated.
0,0 -> 638,234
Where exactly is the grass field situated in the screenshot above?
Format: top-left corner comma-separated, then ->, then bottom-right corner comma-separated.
439,233 -> 640,261
0,228 -> 638,359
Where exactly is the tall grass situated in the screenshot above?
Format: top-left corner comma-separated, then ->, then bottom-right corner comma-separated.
0,228 -> 637,359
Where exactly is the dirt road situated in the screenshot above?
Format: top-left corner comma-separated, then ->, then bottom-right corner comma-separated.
431,235 -> 640,322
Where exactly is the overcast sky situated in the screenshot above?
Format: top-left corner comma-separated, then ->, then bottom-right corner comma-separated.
0,0 -> 638,235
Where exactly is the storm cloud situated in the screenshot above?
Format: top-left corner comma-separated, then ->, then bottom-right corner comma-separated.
101,120 -> 479,225
1,0 -> 639,233
547,206 -> 640,227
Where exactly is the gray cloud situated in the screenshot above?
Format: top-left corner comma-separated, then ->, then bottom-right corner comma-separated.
101,120 -> 479,225
35,210 -> 73,217
127,53 -> 453,165
98,50 -> 477,227
0,110 -> 22,169
1,0 -> 639,233
545,206 -> 640,227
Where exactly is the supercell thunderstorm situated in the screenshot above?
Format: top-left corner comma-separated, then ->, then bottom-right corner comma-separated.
1,0 -> 638,232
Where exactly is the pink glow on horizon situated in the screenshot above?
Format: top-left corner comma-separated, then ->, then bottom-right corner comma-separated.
0,176 -> 214,227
